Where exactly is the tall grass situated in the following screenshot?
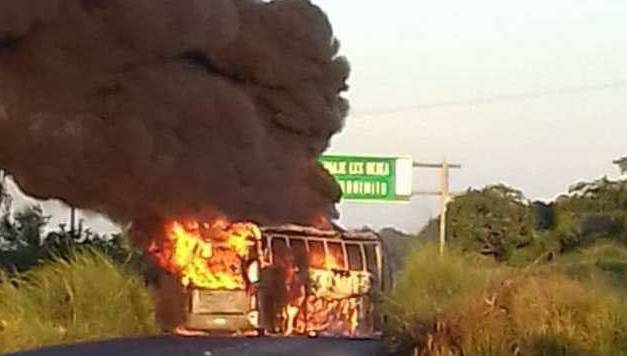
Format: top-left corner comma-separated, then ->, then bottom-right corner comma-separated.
0,250 -> 158,353
549,240 -> 627,289
386,244 -> 503,329
386,243 -> 627,355
455,274 -> 627,355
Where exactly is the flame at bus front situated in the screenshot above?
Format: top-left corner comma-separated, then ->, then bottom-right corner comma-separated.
149,219 -> 260,289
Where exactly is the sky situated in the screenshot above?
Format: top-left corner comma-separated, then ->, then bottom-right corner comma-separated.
314,0 -> 627,232
7,0 -> 627,234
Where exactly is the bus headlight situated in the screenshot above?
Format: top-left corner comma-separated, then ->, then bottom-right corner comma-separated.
247,261 -> 259,283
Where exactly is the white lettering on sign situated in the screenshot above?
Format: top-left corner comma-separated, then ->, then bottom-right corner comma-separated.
322,159 -> 391,177
338,180 -> 389,197
322,161 -> 347,175
348,162 -> 364,175
365,162 -> 390,176
321,155 -> 413,202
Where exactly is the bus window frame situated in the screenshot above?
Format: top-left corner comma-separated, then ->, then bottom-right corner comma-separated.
287,237 -> 309,268
345,242 -> 365,272
362,243 -> 377,276
325,240 -> 348,270
341,242 -> 349,270
375,244 -> 383,281
264,234 -> 381,279
268,235 -> 288,265
307,239 -> 327,269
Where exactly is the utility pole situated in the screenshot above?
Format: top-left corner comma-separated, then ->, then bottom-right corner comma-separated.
438,159 -> 450,256
70,207 -> 76,237
412,158 -> 461,255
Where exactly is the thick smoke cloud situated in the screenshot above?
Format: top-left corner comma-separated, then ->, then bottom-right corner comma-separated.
0,0 -> 349,240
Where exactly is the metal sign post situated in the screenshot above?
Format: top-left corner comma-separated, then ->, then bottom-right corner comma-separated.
321,154 -> 461,255
412,158 -> 461,255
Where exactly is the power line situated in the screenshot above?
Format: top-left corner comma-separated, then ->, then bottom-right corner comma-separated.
353,79 -> 627,118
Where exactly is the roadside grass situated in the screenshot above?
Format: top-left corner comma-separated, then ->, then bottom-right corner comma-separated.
385,244 -> 504,330
0,250 -> 158,354
550,240 -> 627,289
386,243 -> 627,355
5,240 -> 627,354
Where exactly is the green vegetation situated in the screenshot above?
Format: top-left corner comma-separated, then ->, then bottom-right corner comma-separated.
384,158 -> 627,355
550,178 -> 627,252
0,179 -> 158,353
0,178 -> 144,273
546,240 -> 627,289
440,177 -> 627,265
386,245 -> 501,328
614,157 -> 627,175
447,184 -> 536,261
379,227 -> 421,281
386,243 -> 627,355
1,158 -> 626,354
0,250 -> 158,354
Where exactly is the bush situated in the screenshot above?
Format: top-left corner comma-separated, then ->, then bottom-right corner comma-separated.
548,240 -> 627,290
446,185 -> 536,261
550,178 -> 627,252
379,227 -> 420,280
453,274 -> 627,355
386,243 -> 627,355
0,250 -> 158,353
385,244 -> 503,335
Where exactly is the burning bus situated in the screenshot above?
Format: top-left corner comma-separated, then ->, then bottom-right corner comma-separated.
148,219 -> 386,338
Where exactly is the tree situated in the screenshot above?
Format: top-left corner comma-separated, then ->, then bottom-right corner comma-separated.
0,178 -> 16,248
614,156 -> 627,175
13,205 -> 49,247
532,201 -> 554,231
378,227 -> 417,278
551,177 -> 627,250
445,184 -> 535,261
0,175 -> 139,272
0,177 -> 47,247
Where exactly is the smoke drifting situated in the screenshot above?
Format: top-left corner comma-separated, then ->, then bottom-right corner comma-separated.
0,0 -> 349,238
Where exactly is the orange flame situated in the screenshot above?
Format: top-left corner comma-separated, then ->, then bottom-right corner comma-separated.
309,246 -> 345,270
288,296 -> 361,337
150,217 -> 367,337
283,246 -> 362,336
149,218 -> 260,289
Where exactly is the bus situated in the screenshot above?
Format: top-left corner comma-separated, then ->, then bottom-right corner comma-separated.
179,224 -> 386,338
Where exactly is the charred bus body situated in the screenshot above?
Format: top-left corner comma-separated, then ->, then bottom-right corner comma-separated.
179,225 -> 386,338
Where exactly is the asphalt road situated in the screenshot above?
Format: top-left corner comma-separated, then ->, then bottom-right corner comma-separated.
9,336 -> 386,356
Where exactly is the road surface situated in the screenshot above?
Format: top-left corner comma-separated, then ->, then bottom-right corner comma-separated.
10,336 -> 385,356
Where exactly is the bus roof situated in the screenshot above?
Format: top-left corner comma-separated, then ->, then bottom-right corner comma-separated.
261,224 -> 380,242
261,224 -> 340,237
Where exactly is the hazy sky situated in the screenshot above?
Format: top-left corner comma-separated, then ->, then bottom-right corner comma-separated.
8,0 -> 627,234
315,0 -> 627,232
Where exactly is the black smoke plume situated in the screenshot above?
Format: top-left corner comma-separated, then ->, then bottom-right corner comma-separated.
0,0 -> 349,243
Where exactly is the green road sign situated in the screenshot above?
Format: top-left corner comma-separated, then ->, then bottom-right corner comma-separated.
320,155 -> 413,202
